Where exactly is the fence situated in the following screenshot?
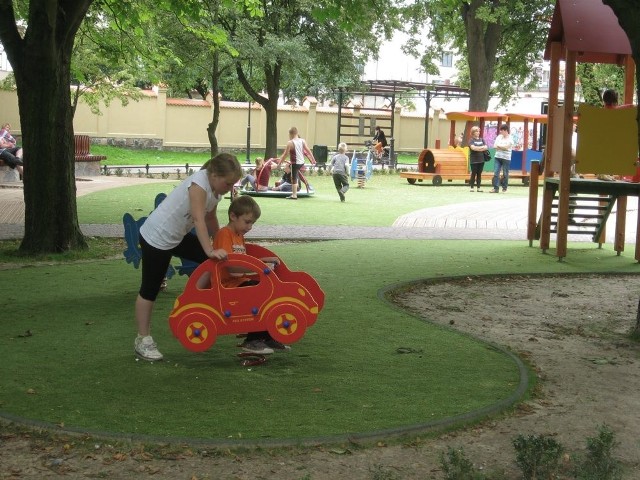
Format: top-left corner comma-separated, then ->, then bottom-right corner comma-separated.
0,87 -> 458,153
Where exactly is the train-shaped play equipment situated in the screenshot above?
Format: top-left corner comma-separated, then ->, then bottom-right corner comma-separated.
168,244 -> 325,356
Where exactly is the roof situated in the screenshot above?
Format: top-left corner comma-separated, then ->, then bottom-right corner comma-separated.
446,111 -> 507,121
507,113 -> 548,123
340,80 -> 469,98
544,0 -> 631,64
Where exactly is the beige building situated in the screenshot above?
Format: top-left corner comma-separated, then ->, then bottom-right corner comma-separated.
0,87 -> 455,153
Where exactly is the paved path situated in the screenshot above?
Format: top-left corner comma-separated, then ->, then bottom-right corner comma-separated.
0,176 -> 637,244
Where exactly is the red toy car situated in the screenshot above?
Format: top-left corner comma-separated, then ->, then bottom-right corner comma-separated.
168,244 -> 324,353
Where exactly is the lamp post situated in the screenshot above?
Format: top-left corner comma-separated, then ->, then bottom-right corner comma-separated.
246,98 -> 251,164
245,62 -> 253,164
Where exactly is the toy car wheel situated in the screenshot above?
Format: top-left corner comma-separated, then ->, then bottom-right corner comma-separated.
266,304 -> 307,345
175,310 -> 217,352
407,178 -> 416,185
432,175 -> 443,186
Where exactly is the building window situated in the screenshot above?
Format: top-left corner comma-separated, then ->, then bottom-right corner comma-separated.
441,52 -> 453,68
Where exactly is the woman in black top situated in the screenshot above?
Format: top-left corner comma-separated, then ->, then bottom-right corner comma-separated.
468,126 -> 489,192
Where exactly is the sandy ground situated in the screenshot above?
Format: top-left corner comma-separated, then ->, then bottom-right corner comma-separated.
2,273 -> 640,479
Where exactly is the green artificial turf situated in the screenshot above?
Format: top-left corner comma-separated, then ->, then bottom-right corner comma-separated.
77,174 -> 532,226
91,145 -> 419,167
1,239 -> 637,442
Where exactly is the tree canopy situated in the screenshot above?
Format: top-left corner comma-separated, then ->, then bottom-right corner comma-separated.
404,0 -> 554,111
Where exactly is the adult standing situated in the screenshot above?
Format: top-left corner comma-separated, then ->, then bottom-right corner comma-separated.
468,126 -> 489,192
279,127 -> 315,199
491,124 -> 513,193
134,153 -> 242,361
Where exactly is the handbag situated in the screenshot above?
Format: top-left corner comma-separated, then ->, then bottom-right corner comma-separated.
483,150 -> 491,162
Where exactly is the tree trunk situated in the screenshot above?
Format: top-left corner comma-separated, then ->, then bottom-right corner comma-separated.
462,0 -> 502,112
236,61 -> 281,159
263,95 -> 279,159
0,1 -> 91,253
207,51 -> 221,159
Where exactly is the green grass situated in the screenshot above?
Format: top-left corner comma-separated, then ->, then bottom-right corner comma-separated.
0,238 -> 124,263
0,239 -> 636,442
77,173 -> 533,225
91,145 -> 419,166
0,148 -> 627,443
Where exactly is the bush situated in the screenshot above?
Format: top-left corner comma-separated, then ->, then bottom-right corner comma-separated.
513,434 -> 564,480
575,425 -> 622,480
440,447 -> 487,480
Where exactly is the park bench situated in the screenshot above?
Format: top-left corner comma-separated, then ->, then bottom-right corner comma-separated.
0,161 -> 20,182
74,134 -> 106,176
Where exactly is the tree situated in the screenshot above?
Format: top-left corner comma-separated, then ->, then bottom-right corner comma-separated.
69,8 -> 145,117
405,0 -> 554,112
0,0 -> 93,253
576,63 -> 624,107
230,0 -> 393,159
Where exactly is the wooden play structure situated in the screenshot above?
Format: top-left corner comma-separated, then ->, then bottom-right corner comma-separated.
401,110 -> 547,186
400,148 -> 468,185
529,0 -> 639,260
447,111 -> 536,186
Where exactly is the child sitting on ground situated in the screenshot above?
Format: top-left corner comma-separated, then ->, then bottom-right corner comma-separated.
239,157 -> 264,191
271,162 -> 311,192
213,196 -> 289,355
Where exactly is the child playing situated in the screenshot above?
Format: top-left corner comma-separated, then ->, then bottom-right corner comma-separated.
239,157 -> 264,191
271,162 -> 311,192
329,142 -> 350,201
213,195 -> 289,354
255,157 -> 279,191
134,153 -> 242,361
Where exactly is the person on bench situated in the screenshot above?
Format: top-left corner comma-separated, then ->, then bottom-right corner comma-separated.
0,123 -> 23,176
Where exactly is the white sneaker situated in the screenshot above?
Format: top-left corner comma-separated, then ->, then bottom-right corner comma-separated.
135,335 -> 163,361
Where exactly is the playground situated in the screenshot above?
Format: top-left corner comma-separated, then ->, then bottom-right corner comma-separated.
0,170 -> 639,477
1,261 -> 639,477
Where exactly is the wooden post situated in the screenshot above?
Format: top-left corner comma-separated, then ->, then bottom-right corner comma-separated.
555,49 -> 577,260
615,196 -> 627,255
527,160 -> 540,246
522,118 -> 530,175
636,197 -> 640,262
540,41 -> 562,252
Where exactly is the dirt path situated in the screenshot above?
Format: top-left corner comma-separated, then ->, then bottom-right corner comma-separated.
2,274 -> 640,479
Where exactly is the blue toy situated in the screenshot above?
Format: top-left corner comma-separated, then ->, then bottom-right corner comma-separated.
123,193 -> 198,279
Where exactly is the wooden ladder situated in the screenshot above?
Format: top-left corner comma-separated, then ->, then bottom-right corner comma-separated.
549,193 -> 617,243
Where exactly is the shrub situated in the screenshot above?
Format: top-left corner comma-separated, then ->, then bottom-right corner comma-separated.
575,425 -> 622,480
440,447 -> 487,480
513,434 -> 564,480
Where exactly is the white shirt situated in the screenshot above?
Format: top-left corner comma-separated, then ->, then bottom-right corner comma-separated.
140,169 -> 220,250
494,134 -> 514,160
291,137 -> 306,165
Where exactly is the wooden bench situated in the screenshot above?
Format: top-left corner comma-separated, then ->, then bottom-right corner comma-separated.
74,134 -> 106,176
400,148 -> 469,186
